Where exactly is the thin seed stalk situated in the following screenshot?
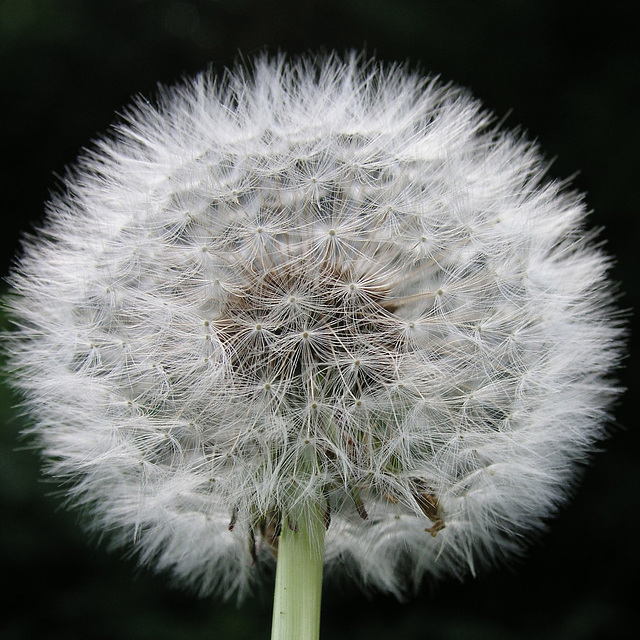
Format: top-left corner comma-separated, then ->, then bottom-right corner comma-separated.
270,505 -> 325,640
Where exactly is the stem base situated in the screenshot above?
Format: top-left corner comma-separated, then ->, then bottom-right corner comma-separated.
270,509 -> 325,640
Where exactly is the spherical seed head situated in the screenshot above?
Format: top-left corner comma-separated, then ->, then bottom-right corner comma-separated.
5,54 -> 624,598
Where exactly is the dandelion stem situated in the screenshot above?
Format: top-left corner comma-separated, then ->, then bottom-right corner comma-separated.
270,506 -> 325,640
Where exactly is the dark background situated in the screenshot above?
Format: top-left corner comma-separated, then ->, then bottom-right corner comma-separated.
1,1 -> 638,638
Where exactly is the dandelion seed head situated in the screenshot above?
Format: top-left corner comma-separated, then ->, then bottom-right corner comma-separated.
4,53 -> 623,598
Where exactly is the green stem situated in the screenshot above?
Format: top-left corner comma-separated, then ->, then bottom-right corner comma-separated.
270,507 -> 325,640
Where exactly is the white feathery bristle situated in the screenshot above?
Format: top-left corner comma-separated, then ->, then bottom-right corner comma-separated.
4,53 -> 624,598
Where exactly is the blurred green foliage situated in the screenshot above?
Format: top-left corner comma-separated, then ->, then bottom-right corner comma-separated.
1,1 -> 637,638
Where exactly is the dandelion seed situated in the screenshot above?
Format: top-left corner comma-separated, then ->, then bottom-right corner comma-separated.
3,53 -> 624,639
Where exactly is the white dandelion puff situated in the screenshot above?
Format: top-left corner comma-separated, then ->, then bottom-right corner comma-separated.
4,53 -> 624,602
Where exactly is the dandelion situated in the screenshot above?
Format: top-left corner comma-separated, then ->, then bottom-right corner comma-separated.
4,54 -> 623,639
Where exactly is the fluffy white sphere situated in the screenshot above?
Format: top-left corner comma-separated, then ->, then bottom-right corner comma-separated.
5,54 -> 623,598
